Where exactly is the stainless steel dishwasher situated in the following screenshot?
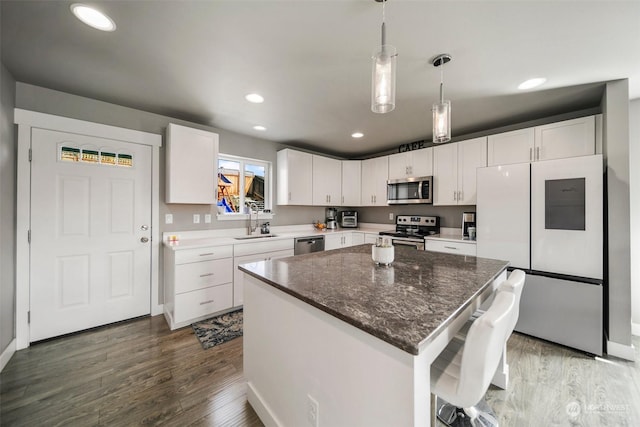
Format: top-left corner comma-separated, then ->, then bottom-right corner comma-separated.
294,236 -> 325,255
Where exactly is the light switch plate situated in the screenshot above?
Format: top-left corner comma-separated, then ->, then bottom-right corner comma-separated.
165,214 -> 173,224
389,213 -> 394,221
193,214 -> 200,224
204,214 -> 212,223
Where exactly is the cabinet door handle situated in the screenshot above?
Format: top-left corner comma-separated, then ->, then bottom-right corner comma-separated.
529,147 -> 533,162
536,146 -> 540,160
199,299 -> 215,305
459,191 -> 463,201
453,191 -> 457,201
444,246 -> 458,250
199,253 -> 214,256
289,192 -> 291,201
199,273 -> 214,277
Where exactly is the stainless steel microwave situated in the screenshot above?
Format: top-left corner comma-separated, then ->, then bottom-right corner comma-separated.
387,176 -> 433,204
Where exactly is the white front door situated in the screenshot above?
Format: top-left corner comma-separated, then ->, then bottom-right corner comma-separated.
30,128 -> 152,341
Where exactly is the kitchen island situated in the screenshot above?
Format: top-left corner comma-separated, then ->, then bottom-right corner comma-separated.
239,244 -> 509,427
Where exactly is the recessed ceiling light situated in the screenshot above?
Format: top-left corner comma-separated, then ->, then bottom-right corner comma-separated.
518,78 -> 547,90
70,4 -> 116,32
253,125 -> 267,131
351,132 -> 364,138
245,93 -> 264,103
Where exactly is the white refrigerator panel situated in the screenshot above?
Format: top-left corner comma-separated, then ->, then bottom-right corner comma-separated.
476,163 -> 530,270
531,155 -> 603,279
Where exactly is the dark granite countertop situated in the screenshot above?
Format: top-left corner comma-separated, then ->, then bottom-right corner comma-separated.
239,244 -> 509,355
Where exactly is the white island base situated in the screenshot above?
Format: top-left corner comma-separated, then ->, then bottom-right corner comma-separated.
243,271 -> 507,427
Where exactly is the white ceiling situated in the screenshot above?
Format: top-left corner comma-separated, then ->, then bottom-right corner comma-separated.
2,0 -> 639,157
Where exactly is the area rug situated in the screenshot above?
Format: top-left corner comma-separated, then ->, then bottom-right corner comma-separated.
192,309 -> 243,350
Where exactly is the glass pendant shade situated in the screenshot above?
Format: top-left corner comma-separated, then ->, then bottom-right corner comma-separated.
371,44 -> 396,114
432,99 -> 451,143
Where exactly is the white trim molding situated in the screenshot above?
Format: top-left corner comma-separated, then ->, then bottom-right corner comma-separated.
607,340 -> 636,362
1,339 -> 16,372
14,109 -> 162,349
632,321 -> 640,337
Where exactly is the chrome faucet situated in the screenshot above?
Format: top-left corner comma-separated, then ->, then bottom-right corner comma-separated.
247,202 -> 259,235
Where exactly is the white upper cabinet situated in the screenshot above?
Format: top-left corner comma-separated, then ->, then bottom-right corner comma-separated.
361,156 -> 389,206
433,137 -> 487,205
534,116 -> 595,161
341,160 -> 361,206
388,148 -> 433,180
487,128 -> 534,166
487,116 -> 595,166
277,149 -> 312,205
165,123 -> 218,204
312,155 -> 342,206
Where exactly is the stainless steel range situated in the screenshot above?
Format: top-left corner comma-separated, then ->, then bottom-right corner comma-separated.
379,215 -> 440,250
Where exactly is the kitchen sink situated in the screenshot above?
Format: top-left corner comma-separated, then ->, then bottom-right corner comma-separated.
234,234 -> 278,240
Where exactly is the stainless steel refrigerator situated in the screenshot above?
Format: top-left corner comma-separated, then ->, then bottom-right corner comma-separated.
476,154 -> 604,355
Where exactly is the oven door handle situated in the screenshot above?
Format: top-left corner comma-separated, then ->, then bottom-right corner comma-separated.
392,240 -> 425,250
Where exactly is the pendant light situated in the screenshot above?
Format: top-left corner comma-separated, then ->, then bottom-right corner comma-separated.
371,0 -> 397,114
432,54 -> 452,143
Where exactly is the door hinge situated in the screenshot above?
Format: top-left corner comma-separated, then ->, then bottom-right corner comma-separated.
28,148 -> 32,162
28,230 -> 31,243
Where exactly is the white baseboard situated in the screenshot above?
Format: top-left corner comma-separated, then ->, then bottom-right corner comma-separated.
247,381 -> 282,427
152,303 -> 164,316
0,339 -> 16,372
607,340 -> 636,361
632,321 -> 640,337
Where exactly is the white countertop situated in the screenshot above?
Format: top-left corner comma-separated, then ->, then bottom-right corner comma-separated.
426,233 -> 477,245
163,224 -> 388,250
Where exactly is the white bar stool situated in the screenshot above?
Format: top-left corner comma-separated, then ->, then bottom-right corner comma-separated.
430,269 -> 525,427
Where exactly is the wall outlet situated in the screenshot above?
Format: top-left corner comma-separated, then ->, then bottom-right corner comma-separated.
389,212 -> 394,221
307,394 -> 319,427
165,214 -> 173,224
193,214 -> 200,224
204,214 -> 212,223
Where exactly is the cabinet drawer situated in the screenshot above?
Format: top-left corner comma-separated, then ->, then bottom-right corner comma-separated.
234,239 -> 294,257
174,283 -> 233,323
175,258 -> 233,293
425,239 -> 476,256
174,245 -> 233,264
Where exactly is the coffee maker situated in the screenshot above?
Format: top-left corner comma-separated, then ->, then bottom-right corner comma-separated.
462,212 -> 476,239
326,207 -> 338,229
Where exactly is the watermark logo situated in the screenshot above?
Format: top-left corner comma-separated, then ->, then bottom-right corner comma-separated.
566,400 -> 629,418
566,401 -> 581,418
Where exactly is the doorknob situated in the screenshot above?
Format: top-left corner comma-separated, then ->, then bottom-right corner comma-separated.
140,237 -> 149,243
141,225 -> 149,230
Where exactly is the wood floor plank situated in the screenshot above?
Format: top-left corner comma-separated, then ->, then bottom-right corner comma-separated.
2,315 -> 638,427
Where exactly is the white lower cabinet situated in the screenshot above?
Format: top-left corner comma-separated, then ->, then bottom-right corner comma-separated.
164,245 -> 234,329
325,233 -> 354,250
351,232 -> 365,245
424,238 -> 476,256
233,239 -> 294,307
364,233 -> 379,244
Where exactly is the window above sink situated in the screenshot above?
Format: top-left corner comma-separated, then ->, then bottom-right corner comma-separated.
217,153 -> 273,221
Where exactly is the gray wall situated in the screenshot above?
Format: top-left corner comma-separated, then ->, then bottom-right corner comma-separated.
629,98 -> 640,336
15,82 -> 328,232
602,80 -> 632,346
358,205 -> 474,229
1,63 -> 16,354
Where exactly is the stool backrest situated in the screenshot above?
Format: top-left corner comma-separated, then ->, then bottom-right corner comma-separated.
499,269 -> 526,334
456,290 -> 516,407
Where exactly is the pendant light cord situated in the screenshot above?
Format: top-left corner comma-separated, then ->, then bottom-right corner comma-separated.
381,0 -> 386,47
440,63 -> 444,103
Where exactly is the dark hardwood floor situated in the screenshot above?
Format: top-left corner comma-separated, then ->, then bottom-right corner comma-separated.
1,314 -> 639,426
0,315 -> 263,426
